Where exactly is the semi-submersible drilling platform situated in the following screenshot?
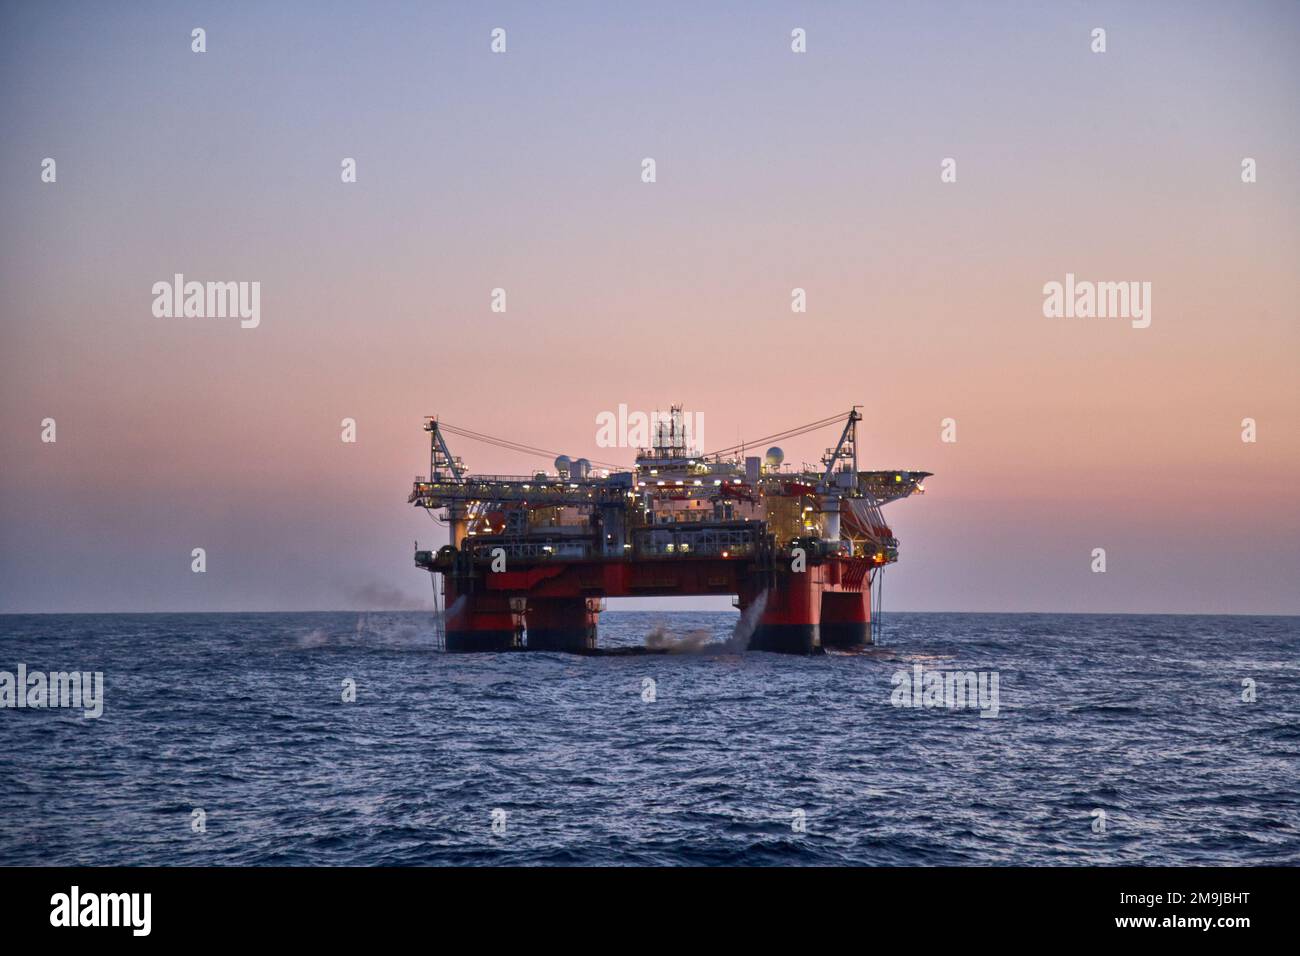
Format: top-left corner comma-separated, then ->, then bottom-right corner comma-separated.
410,408 -> 929,655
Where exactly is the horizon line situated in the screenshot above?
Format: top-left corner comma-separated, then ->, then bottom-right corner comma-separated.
1,609 -> 1297,619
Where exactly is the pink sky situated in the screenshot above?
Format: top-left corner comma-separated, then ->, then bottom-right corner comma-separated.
1,2 -> 1297,613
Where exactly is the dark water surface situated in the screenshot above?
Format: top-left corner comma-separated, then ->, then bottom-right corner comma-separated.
1,611 -> 1296,865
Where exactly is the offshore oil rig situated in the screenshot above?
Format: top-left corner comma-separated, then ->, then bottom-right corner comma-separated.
410,408 -> 929,655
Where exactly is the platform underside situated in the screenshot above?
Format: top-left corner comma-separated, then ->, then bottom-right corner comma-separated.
432,555 -> 877,656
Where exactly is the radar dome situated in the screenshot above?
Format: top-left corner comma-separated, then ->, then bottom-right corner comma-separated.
554,455 -> 572,475
764,446 -> 785,469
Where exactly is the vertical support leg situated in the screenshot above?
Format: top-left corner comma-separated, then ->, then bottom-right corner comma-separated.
525,597 -> 600,652
820,589 -> 872,649
744,571 -> 823,655
444,586 -> 524,652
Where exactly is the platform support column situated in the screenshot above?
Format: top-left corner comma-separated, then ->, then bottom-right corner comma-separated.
444,586 -> 523,652
742,572 -> 823,655
820,589 -> 872,649
526,597 -> 600,652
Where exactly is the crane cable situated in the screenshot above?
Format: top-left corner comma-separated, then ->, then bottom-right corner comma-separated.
702,411 -> 850,460
435,421 -> 625,471
435,410 -> 853,471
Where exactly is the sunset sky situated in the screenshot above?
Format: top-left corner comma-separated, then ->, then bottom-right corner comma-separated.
2,1 -> 1297,614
